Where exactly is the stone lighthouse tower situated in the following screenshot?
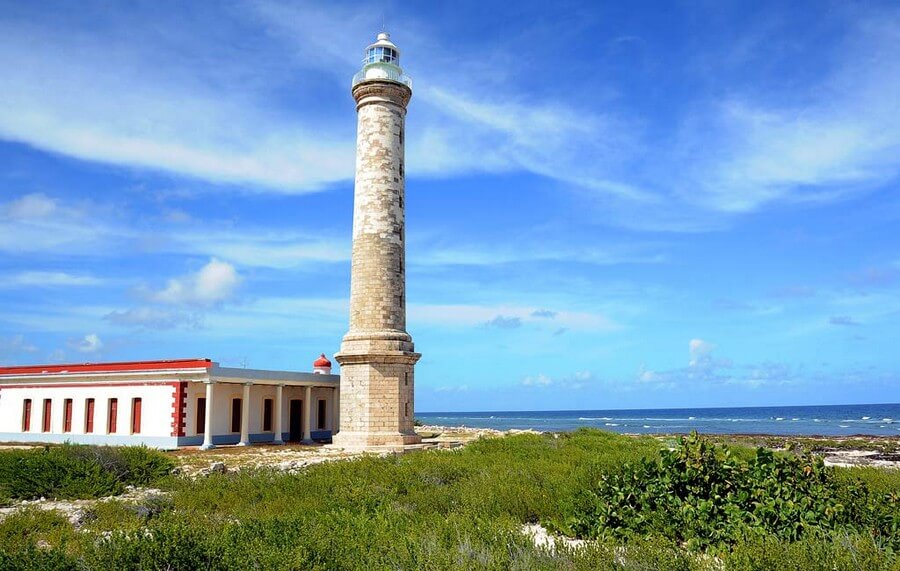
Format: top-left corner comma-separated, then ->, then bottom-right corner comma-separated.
333,32 -> 421,448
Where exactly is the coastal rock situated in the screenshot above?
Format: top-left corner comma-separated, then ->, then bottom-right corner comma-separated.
204,461 -> 227,475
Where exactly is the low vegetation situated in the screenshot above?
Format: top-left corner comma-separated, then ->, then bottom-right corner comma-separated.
1,431 -> 898,570
0,444 -> 173,505
566,432 -> 899,551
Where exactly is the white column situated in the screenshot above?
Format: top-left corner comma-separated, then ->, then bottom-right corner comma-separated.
238,382 -> 252,446
332,387 -> 340,434
302,385 -> 312,443
201,381 -> 216,450
273,384 -> 284,445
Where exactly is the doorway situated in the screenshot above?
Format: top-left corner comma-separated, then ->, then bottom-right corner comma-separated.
289,399 -> 303,442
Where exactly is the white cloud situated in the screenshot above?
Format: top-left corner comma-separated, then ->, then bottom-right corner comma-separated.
5,193 -> 57,219
522,371 -> 596,390
0,271 -> 103,288
434,384 -> 470,393
150,258 -> 240,306
522,374 -> 553,387
70,333 -> 103,353
688,338 -> 715,367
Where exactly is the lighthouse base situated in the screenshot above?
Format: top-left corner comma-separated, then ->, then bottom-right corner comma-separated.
333,343 -> 421,450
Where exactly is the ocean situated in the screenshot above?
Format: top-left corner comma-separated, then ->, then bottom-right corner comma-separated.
417,403 -> 900,437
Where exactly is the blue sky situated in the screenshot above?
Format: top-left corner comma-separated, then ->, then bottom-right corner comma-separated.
1,0 -> 898,411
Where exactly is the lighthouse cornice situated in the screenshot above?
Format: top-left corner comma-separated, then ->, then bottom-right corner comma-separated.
352,80 -> 412,110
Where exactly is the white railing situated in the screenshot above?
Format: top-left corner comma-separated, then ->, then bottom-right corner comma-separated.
352,65 -> 413,89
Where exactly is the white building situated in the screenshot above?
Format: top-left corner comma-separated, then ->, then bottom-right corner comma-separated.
0,357 -> 339,449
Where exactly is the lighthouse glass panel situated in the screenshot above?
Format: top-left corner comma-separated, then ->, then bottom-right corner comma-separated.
365,47 -> 397,64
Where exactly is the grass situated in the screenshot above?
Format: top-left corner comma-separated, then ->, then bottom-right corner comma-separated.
0,430 -> 898,570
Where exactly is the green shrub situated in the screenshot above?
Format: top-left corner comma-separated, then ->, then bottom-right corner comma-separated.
0,444 -> 174,502
567,432 -> 899,551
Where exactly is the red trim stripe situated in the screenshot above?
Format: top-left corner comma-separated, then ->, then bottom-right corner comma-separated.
0,381 -> 186,390
0,358 -> 212,376
171,381 -> 188,437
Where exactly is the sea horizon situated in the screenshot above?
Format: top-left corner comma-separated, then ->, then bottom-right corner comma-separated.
417,402 -> 900,437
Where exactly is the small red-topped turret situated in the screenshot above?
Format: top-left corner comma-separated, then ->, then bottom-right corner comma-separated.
313,353 -> 332,375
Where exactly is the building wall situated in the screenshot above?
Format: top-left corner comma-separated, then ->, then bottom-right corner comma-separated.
0,382 -> 179,448
178,382 -> 337,446
0,377 -> 338,448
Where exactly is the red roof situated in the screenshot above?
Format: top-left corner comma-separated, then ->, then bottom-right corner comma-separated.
313,354 -> 332,368
0,358 -> 213,376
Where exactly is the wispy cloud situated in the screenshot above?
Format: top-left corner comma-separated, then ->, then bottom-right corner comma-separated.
484,315 -> 522,330
0,271 -> 104,288
410,303 -> 618,331
0,7 -> 354,192
104,308 -> 202,330
531,309 -> 557,319
522,371 -> 596,390
829,315 -> 861,327
674,12 -> 900,214
0,334 -> 38,363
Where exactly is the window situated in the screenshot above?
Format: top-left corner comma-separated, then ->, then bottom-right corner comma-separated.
404,372 -> 409,386
22,399 -> 32,432
405,402 -> 410,419
131,398 -> 142,434
317,399 -> 326,430
365,47 -> 397,65
85,399 -> 95,433
42,399 -> 52,432
107,398 -> 118,434
231,398 -> 242,433
196,397 -> 206,434
63,399 -> 73,433
263,399 -> 273,432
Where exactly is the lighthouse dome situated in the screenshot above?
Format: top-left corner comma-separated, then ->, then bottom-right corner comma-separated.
313,353 -> 332,374
364,32 -> 400,65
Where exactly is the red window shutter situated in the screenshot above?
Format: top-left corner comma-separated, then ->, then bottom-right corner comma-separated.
42,399 -> 52,432
63,399 -> 73,432
108,399 -> 118,433
131,398 -> 142,434
85,399 -> 95,433
22,400 -> 32,431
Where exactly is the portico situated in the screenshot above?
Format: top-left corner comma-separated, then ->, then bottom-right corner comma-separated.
196,366 -> 340,450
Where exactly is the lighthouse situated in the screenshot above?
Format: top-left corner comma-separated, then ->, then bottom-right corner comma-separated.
333,33 -> 421,448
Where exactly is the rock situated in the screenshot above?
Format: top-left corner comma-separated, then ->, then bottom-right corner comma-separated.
170,466 -> 183,476
209,461 -> 227,474
70,509 -> 97,530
